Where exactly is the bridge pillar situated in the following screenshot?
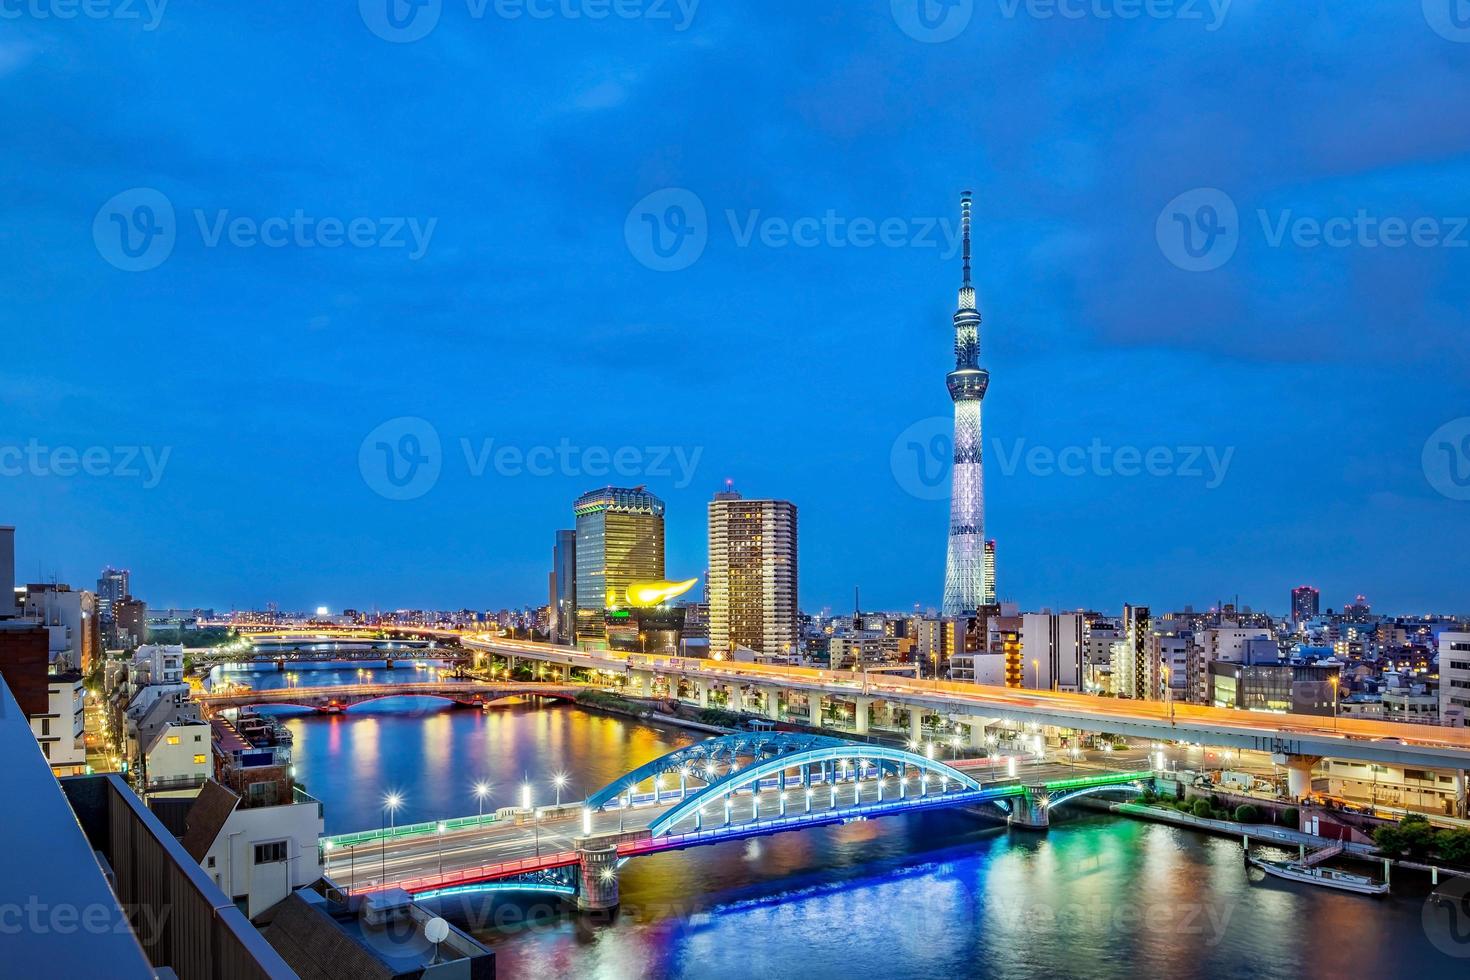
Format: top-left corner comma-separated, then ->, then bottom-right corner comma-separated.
765,688 -> 781,722
881,701 -> 896,728
695,680 -> 709,708
853,697 -> 871,735
969,719 -> 987,751
1009,788 -> 1050,830
909,709 -> 923,745
1272,753 -> 1321,800
575,843 -> 620,915
808,695 -> 822,728
632,670 -> 654,699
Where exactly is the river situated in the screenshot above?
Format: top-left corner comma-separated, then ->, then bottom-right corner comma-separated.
217,663 -> 1467,978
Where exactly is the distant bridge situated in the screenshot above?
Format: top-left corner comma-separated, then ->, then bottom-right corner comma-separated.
322,732 -> 1153,911
197,681 -> 582,713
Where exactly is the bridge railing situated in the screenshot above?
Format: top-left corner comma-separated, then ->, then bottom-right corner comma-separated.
385,850 -> 582,895
324,810 -> 505,849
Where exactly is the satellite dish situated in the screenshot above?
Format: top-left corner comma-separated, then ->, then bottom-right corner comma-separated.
424,917 -> 450,944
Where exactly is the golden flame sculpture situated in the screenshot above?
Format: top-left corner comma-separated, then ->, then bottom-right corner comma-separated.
623,578 -> 699,608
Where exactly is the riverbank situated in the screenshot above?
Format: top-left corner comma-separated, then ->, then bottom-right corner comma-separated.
573,690 -> 731,735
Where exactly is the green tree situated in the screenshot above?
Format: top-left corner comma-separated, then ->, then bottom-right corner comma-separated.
1191,799 -> 1214,819
1233,804 -> 1260,824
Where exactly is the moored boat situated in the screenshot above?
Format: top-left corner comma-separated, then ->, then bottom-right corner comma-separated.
1249,856 -> 1389,895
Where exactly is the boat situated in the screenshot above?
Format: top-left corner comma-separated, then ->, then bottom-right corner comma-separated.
1248,855 -> 1389,895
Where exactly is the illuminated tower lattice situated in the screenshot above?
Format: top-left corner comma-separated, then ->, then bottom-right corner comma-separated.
942,192 -> 989,617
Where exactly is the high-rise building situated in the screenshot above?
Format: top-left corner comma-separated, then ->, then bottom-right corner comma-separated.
1441,632 -> 1470,728
707,485 -> 798,660
1290,585 -> 1320,624
1112,604 -> 1154,700
0,525 -> 15,618
983,540 -> 996,606
550,529 -> 576,645
1020,613 -> 1084,691
573,486 -> 665,645
942,192 -> 989,617
115,597 -> 148,647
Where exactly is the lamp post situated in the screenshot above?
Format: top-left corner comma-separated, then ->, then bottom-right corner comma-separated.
553,772 -> 569,807
474,781 -> 491,817
381,792 -> 403,883
1329,675 -> 1340,731
436,821 -> 446,882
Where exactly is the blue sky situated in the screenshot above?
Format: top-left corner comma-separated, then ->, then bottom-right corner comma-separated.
2,2 -> 1469,616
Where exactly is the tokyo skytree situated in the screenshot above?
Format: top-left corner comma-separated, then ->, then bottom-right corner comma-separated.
941,191 -> 989,616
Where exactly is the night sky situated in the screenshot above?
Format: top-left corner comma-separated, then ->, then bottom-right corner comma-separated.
3,2 -> 1468,615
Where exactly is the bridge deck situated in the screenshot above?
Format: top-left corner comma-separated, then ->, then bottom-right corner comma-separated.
326,762 -> 1149,895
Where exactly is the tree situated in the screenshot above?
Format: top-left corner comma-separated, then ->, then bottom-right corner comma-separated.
1191,799 -> 1214,819
1233,804 -> 1260,824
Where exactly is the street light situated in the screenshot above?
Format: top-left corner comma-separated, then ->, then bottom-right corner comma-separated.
1329,675 -> 1340,731
474,781 -> 491,817
553,772 -> 569,807
381,792 -> 403,882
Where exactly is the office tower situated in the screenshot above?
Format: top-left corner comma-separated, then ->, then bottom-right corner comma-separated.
942,192 -> 989,616
1112,604 -> 1154,700
1441,632 -> 1470,728
114,597 -> 148,647
573,486 -> 665,645
1021,613 -> 1084,691
1290,585 -> 1319,624
707,485 -> 798,659
0,525 -> 14,617
550,529 -> 576,645
983,540 -> 996,606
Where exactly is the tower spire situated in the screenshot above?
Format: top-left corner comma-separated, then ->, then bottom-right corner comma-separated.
960,190 -> 972,287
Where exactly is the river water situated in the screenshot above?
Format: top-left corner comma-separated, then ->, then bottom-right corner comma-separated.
219,663 -> 1468,978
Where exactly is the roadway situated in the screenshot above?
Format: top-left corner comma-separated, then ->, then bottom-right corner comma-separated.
323,757 -> 1137,894
453,635 -> 1470,772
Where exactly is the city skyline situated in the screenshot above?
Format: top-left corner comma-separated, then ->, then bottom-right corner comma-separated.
5,6 -> 1469,615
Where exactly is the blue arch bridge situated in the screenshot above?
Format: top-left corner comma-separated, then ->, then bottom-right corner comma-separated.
322,733 -> 1154,913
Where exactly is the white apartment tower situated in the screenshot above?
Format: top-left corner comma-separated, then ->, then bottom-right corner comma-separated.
707,485 -> 798,660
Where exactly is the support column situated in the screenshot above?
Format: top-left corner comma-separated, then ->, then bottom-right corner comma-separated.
969,718 -> 987,751
853,697 -> 871,735
809,695 -> 823,728
766,688 -> 782,722
575,843 -> 620,914
1272,753 -> 1321,800
910,708 -> 923,745
696,680 -> 709,709
881,701 -> 897,729
1009,788 -> 1050,830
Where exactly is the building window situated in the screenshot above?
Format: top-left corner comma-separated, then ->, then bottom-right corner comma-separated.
253,841 -> 288,865
167,736 -> 180,745
193,754 -> 207,764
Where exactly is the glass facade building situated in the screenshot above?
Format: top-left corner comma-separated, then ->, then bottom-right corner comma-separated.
573,486 -> 665,645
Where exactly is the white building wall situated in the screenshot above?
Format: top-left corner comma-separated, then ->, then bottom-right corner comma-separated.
1441,632 -> 1470,728
203,799 -> 324,918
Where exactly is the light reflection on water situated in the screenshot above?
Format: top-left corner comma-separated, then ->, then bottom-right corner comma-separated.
227,667 -> 1457,979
